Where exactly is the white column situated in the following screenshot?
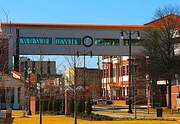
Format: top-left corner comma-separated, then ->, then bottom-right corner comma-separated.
13,87 -> 19,109
125,87 -> 127,96
20,86 -> 25,110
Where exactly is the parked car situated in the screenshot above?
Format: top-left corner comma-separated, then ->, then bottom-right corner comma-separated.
90,99 -> 97,105
107,100 -> 113,105
98,99 -> 113,105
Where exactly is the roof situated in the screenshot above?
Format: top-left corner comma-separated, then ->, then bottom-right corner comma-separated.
144,14 -> 180,26
0,23 -> 147,30
11,70 -> 23,77
1,14 -> 179,30
0,71 -> 24,84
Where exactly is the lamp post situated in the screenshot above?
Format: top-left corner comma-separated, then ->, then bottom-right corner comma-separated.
74,54 -> 77,124
120,30 -> 140,113
77,49 -> 92,96
27,67 -> 32,115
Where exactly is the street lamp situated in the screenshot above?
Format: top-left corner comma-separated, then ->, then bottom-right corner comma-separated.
77,49 -> 92,96
27,67 -> 32,115
120,30 -> 140,113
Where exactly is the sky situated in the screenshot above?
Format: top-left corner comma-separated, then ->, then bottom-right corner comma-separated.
0,0 -> 180,73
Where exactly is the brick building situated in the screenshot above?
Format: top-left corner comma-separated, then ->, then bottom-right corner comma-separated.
64,67 -> 102,99
102,56 -> 148,105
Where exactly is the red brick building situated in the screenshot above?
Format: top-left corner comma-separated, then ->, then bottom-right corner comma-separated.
102,56 -> 147,105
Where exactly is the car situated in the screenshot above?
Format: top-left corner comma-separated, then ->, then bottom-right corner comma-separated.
90,99 -> 97,105
98,99 -> 113,105
106,100 -> 113,105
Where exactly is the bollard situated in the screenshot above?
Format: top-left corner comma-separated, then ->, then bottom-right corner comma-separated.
6,108 -> 12,118
171,109 -> 173,114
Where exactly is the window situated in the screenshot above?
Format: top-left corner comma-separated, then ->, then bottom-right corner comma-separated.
123,65 -> 125,76
95,39 -> 119,45
103,69 -> 106,77
123,39 -> 145,46
126,65 -> 129,75
123,87 -> 125,96
20,37 -> 52,44
56,38 -> 81,45
104,68 -> 108,77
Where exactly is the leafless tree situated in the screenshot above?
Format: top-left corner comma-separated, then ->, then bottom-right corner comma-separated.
139,4 -> 180,109
5,87 -> 14,109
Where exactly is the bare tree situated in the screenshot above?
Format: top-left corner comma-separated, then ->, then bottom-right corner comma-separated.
5,87 -> 14,109
140,4 -> 180,109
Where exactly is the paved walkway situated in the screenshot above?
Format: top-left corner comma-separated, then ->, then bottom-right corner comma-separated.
92,107 -> 180,121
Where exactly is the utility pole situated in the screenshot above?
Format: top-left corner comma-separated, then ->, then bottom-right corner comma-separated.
39,54 -> 42,124
74,54 -> 77,124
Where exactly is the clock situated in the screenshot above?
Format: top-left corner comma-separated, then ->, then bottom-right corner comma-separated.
82,36 -> 93,47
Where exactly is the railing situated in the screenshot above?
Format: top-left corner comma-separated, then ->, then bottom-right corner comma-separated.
111,96 -> 126,100
99,96 -> 128,100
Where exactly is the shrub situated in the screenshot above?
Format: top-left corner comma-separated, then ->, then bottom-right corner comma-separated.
76,99 -> 83,114
49,111 -> 54,114
88,113 -> 94,120
79,112 -> 84,118
71,113 -> 74,117
85,97 -> 92,115
96,114 -> 99,116
42,111 -> 48,114
53,99 -> 58,111
42,100 -> 47,111
59,100 -> 65,112
66,112 -> 71,115
56,111 -> 60,115
69,99 -> 74,114
48,98 -> 53,111
35,111 -> 39,114
82,113 -> 87,119
93,116 -> 97,120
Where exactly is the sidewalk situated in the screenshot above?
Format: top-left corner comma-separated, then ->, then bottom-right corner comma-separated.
93,108 -> 180,121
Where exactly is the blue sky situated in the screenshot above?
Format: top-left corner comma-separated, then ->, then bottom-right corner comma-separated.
1,0 -> 179,24
0,0 -> 179,72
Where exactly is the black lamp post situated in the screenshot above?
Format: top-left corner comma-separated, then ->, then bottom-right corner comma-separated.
77,49 -> 92,94
27,67 -> 32,115
120,30 -> 140,113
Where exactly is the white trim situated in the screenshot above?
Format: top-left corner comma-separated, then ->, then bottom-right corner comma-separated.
171,93 -> 180,95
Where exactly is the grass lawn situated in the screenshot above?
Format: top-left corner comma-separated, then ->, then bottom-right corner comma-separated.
11,115 -> 180,124
9,110 -> 180,124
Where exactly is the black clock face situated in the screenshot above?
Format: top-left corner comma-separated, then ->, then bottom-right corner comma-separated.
83,36 -> 93,47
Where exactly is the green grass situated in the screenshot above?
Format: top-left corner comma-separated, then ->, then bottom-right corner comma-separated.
113,117 -> 176,121
145,108 -> 180,114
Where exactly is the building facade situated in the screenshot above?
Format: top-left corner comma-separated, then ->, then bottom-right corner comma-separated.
64,67 -> 102,99
0,71 -> 25,110
102,56 -> 147,105
19,57 -> 56,77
